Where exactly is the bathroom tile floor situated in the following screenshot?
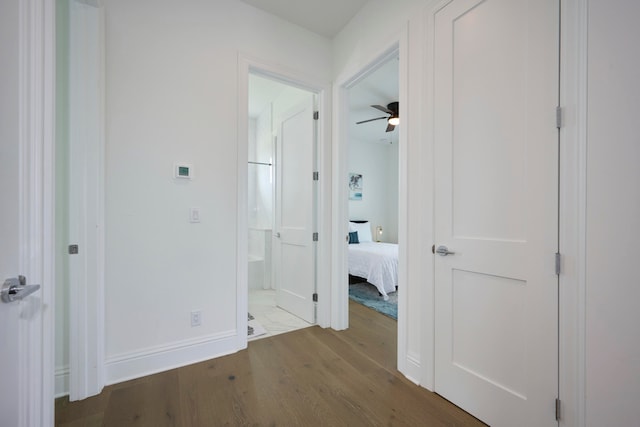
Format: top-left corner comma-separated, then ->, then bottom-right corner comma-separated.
248,289 -> 313,341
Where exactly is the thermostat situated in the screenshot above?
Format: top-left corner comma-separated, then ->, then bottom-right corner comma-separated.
174,163 -> 193,179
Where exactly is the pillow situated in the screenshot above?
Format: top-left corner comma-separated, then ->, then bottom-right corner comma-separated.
349,221 -> 372,242
348,231 -> 359,244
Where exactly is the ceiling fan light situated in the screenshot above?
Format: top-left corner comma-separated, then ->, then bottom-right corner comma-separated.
388,116 -> 400,126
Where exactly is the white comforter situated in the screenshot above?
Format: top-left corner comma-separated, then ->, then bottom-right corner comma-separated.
348,242 -> 398,300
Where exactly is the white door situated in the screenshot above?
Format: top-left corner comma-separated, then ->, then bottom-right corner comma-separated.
0,0 -> 48,425
274,98 -> 316,323
433,0 -> 559,426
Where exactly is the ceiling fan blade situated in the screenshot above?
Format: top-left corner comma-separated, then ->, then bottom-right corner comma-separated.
356,116 -> 388,125
371,104 -> 394,114
385,123 -> 396,132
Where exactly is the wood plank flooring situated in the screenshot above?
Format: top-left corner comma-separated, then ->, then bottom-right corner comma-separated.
55,301 -> 485,426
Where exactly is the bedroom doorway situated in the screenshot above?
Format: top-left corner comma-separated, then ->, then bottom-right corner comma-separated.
346,55 -> 400,328
247,72 -> 317,340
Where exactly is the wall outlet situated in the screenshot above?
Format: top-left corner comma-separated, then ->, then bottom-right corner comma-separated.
190,310 -> 202,327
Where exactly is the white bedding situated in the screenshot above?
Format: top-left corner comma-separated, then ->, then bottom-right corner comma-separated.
348,242 -> 398,300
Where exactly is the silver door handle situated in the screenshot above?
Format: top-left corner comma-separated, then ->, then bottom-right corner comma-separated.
275,232 -> 281,238
436,245 -> 455,256
1,276 -> 41,303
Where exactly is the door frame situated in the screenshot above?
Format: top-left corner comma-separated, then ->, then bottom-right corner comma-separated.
237,54 -> 332,348
331,26 -> 415,375
66,0 -> 106,401
19,0 -> 56,424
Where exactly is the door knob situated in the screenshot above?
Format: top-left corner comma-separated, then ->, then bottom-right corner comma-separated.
1,276 -> 41,303
435,245 -> 456,256
275,232 -> 281,238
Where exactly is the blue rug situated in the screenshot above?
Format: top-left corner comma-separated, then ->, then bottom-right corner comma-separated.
349,282 -> 397,320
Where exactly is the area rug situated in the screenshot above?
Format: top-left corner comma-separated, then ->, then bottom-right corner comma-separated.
348,282 -> 398,320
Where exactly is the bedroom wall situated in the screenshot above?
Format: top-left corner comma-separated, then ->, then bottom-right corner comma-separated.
103,0 -> 331,384
348,138 -> 399,243
585,1 -> 640,424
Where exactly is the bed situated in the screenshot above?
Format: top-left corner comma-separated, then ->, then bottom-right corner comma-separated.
348,221 -> 398,300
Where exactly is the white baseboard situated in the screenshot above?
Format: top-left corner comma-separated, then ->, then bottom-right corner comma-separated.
401,352 -> 422,386
55,366 -> 70,398
105,330 -> 238,386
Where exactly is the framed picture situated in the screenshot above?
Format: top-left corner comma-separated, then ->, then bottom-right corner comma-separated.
349,173 -> 363,201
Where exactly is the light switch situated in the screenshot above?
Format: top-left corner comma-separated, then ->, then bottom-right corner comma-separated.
189,208 -> 201,223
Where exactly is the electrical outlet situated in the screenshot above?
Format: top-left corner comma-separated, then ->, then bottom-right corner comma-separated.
191,310 -> 202,327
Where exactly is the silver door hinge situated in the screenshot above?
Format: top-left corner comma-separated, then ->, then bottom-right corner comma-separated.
555,252 -> 561,275
68,244 -> 79,255
313,171 -> 319,181
556,106 -> 563,129
313,111 -> 319,120
313,293 -> 318,302
313,232 -> 318,242
555,398 -> 561,421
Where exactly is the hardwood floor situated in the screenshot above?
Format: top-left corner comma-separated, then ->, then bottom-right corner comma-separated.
55,301 -> 485,426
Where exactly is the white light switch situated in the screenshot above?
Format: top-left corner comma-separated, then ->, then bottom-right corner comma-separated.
189,208 -> 201,223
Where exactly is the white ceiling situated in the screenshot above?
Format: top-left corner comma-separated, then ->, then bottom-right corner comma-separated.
238,0 -> 369,38
349,57 -> 400,145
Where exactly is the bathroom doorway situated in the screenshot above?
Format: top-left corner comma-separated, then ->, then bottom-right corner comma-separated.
247,73 -> 317,340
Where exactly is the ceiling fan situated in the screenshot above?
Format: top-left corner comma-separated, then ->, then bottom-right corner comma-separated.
355,101 -> 399,132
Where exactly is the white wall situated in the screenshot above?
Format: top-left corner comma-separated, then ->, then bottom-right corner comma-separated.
348,138 -> 399,243
103,0 -> 331,383
585,1 -> 640,425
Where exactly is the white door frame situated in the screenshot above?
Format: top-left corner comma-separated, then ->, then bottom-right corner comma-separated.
237,54 -> 332,348
331,27 -> 413,371
67,0 -> 105,401
557,0 -> 588,425
19,0 -> 56,424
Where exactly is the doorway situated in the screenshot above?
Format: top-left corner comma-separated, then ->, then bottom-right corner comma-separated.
346,56 -> 400,324
247,73 -> 317,340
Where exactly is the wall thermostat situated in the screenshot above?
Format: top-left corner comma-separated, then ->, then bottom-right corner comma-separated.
174,163 -> 193,179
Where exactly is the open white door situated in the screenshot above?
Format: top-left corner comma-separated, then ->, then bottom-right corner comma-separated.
0,0 -> 53,425
433,0 -> 559,426
273,97 -> 317,324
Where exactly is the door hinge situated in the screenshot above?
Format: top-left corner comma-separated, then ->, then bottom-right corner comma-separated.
68,244 -> 79,255
313,171 -> 319,181
556,106 -> 563,129
555,252 -> 561,275
313,111 -> 319,120
313,232 -> 318,242
555,398 -> 561,421
312,293 -> 318,302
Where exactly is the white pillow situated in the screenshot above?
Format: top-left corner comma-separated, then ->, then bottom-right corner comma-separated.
349,221 -> 372,242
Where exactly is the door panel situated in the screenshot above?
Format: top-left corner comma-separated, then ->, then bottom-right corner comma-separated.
434,0 -> 559,426
274,97 -> 316,323
0,1 -> 27,425
0,0 -> 47,424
